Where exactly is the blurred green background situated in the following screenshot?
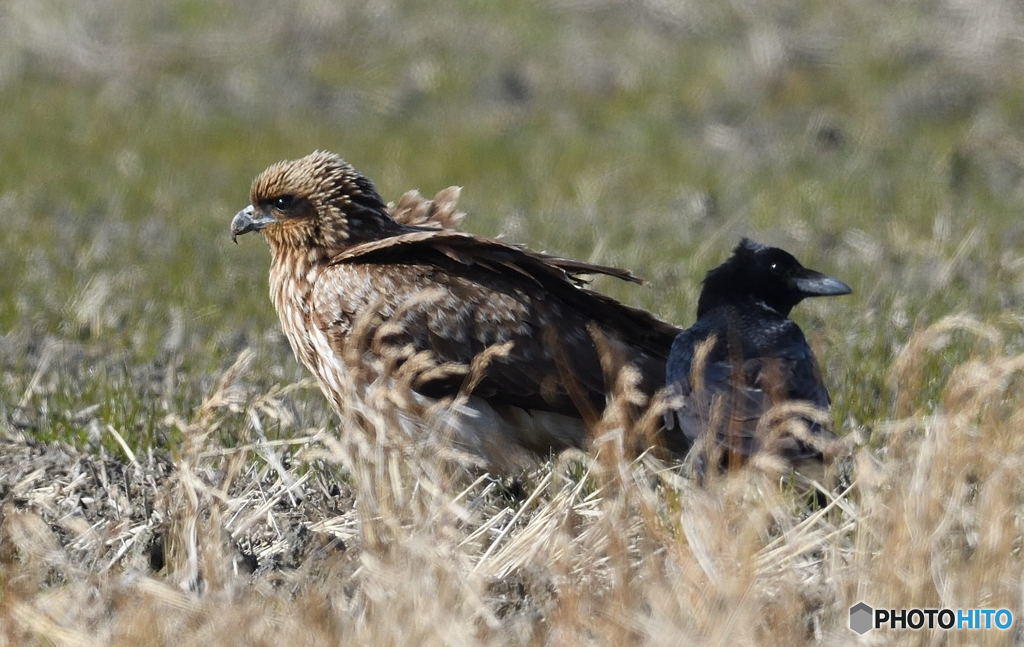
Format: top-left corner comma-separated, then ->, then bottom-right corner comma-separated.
3,0 -> 1024,450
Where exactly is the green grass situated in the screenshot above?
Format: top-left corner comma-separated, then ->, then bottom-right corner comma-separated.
1,0 -> 1020,452
3,0 -> 1023,482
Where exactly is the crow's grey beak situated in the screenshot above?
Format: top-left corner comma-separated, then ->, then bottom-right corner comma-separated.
231,205 -> 276,243
793,270 -> 852,297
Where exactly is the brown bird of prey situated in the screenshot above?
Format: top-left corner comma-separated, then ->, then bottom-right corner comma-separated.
231,151 -> 680,469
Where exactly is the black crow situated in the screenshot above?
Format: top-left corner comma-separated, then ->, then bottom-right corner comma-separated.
665,238 -> 851,469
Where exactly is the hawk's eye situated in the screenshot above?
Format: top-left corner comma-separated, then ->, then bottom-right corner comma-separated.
273,195 -> 296,210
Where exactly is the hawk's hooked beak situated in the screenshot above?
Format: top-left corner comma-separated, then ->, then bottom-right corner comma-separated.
231,205 -> 276,243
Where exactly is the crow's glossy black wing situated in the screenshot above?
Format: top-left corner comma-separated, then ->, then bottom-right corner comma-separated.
664,328 -> 697,437
665,329 -> 697,398
665,325 -> 767,453
665,310 -> 835,461
744,318 -> 831,408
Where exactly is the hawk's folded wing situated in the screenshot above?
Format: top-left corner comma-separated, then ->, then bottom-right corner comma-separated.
311,230 -> 679,425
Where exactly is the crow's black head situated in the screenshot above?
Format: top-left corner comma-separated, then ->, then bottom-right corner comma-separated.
696,238 -> 851,317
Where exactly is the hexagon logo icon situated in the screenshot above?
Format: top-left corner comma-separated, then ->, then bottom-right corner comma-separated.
850,602 -> 874,635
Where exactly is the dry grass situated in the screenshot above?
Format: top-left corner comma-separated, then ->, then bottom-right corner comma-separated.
2,314 -> 1023,646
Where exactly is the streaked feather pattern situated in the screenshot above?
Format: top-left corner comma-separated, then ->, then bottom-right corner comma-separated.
236,151 -> 680,468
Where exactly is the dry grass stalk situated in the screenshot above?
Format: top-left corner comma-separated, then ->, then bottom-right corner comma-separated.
2,313 -> 1023,645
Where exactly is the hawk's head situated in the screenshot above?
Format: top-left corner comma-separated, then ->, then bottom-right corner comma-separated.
231,151 -> 401,254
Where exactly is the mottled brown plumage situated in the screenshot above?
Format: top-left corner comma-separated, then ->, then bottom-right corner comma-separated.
232,151 -> 680,468
388,186 -> 465,230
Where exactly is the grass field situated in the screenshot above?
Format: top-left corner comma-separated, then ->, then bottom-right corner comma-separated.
2,0 -> 1024,644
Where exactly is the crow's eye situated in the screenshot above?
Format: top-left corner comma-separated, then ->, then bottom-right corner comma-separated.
273,195 -> 296,210
770,262 -> 779,271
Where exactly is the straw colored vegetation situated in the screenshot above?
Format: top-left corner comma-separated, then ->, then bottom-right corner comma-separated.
2,0 -> 1024,644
